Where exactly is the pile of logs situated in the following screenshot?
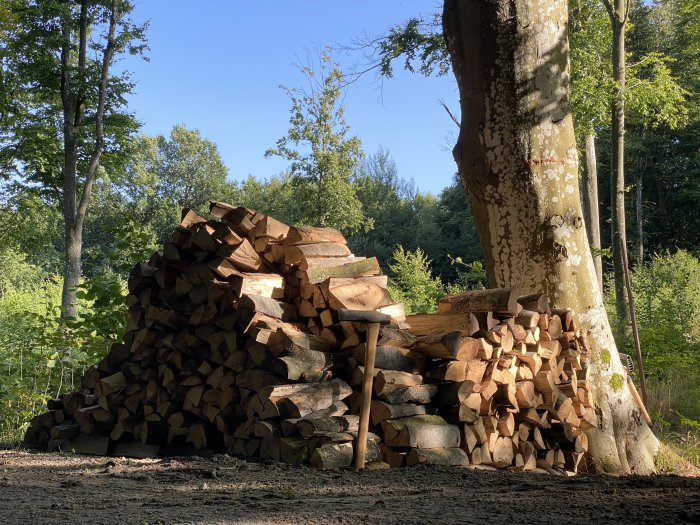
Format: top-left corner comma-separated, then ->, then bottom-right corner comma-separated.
25,202 -> 595,474
360,288 -> 595,471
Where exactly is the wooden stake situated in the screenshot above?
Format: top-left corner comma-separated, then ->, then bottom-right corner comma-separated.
619,236 -> 648,407
355,322 -> 380,469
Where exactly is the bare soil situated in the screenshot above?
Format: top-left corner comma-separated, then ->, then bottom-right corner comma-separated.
1,450 -> 699,525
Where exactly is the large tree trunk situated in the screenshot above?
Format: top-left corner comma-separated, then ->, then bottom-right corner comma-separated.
442,0 -> 657,474
606,0 -> 629,341
583,133 -> 603,292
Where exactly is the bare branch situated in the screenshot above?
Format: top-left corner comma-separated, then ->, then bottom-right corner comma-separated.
439,98 -> 460,128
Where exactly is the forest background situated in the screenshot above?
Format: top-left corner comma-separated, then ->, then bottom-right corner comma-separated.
0,0 -> 699,467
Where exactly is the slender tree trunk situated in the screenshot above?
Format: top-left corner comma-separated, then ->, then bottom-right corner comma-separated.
442,0 -> 657,474
59,4 -> 80,318
606,0 -> 629,342
61,142 -> 82,319
59,0 -> 118,318
583,133 -> 603,292
636,175 -> 643,263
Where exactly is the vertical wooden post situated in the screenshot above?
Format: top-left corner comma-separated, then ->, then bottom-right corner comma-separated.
354,322 -> 380,469
620,237 -> 649,407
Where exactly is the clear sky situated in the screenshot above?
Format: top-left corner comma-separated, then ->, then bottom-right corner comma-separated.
122,1 -> 459,195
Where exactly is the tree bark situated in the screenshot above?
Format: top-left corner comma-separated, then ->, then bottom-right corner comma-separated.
583,133 -> 603,292
605,0 -> 629,341
442,0 -> 657,474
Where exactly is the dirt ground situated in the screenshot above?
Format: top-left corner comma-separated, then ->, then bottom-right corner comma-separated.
1,450 -> 699,525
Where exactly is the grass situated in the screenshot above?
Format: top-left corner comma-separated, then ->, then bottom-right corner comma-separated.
645,371 -> 700,472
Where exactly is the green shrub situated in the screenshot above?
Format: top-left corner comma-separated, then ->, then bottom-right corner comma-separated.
0,218 -> 148,443
0,247 -> 43,296
605,250 -> 700,427
388,246 -> 445,314
445,257 -> 487,294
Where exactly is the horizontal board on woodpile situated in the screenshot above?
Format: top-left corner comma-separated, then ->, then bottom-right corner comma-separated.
25,203 -> 594,475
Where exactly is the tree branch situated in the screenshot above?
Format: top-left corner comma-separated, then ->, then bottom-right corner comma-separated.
439,98 -> 460,128
622,0 -> 632,25
601,0 -> 614,21
77,0 -> 119,221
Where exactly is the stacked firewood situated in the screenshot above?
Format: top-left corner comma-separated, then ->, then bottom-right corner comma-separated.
350,288 -> 595,471
25,202 -> 594,473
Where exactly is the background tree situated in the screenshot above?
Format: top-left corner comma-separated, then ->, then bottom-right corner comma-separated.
0,0 -> 147,317
265,52 -> 366,234
229,172 -> 297,225
116,125 -> 232,243
349,147 -> 417,265
603,0 -> 633,338
569,0 -> 612,291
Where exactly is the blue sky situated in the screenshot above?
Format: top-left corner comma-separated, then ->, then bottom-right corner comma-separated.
121,1 -> 459,194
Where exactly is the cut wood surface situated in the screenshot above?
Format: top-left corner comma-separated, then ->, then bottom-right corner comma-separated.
327,282 -> 389,311
410,332 -> 480,361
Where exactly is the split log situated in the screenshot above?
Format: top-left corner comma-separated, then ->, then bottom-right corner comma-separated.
434,380 -> 476,406
438,288 -> 521,315
409,332 -> 480,361
238,294 -> 297,322
373,371 -> 423,396
353,344 -> 425,374
285,243 -> 352,265
260,379 -> 353,418
296,415 -> 359,438
405,312 -> 479,336
439,404 -> 479,423
283,226 -> 347,245
304,257 -> 381,285
370,400 -> 427,426
381,415 -> 460,449
406,447 -> 469,466
377,384 -> 438,405
426,360 -> 487,384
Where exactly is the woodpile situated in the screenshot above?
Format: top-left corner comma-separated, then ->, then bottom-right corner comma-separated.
25,203 -> 594,474
366,289 -> 595,472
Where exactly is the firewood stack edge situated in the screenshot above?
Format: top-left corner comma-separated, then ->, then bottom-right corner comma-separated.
25,202 -> 595,474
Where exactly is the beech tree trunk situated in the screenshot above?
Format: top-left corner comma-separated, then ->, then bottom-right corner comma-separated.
442,0 -> 657,474
583,133 -> 603,292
